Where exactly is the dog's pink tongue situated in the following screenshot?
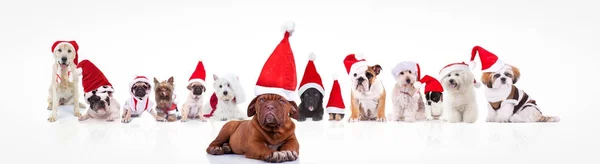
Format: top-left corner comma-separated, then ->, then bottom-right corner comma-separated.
309,106 -> 314,111
60,65 -> 67,69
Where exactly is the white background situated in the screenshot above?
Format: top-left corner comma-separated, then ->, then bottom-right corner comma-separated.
1,0 -> 598,163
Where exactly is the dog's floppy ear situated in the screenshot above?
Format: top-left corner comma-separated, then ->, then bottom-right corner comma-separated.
288,101 -> 299,120
372,64 -> 382,75
247,96 -> 258,117
186,83 -> 193,91
167,76 -> 174,85
510,65 -> 521,84
481,72 -> 494,88
201,85 -> 206,92
153,77 -> 159,85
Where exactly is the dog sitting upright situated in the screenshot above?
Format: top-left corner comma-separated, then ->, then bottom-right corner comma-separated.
47,41 -> 85,122
439,62 -> 480,123
203,74 -> 247,121
121,76 -> 165,123
154,77 -> 179,122
297,52 -> 325,121
76,59 -> 120,122
390,61 -> 426,122
181,60 -> 208,122
419,75 -> 445,120
343,54 -> 386,122
470,46 -> 559,122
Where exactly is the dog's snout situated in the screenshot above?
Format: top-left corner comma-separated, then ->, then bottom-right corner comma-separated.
449,79 -> 455,84
61,57 -> 67,62
357,77 -> 365,83
223,91 -> 228,95
427,101 -> 432,106
266,104 -> 275,111
405,79 -> 411,84
500,77 -> 507,82
193,88 -> 203,95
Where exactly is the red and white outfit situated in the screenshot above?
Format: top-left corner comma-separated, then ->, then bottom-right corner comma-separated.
52,41 -> 79,83
254,21 -> 298,101
157,102 -> 177,115
124,76 -> 155,115
298,52 -> 324,96
326,74 -> 345,114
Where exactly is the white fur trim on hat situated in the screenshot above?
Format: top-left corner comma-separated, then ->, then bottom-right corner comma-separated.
130,76 -> 152,88
468,60 -> 476,70
97,85 -> 114,93
391,61 -> 418,79
298,83 -> 325,96
188,79 -> 206,85
326,107 -> 344,114
354,53 -> 365,60
308,52 -> 316,61
349,61 -> 368,75
282,21 -> 295,36
483,59 -> 506,73
255,86 -> 297,101
53,42 -> 75,52
439,64 -> 470,80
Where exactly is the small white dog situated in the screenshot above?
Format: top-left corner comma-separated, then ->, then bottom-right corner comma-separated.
181,81 -> 207,122
481,65 -> 560,122
439,62 -> 480,123
47,41 -> 85,122
390,61 -> 426,122
79,88 -> 120,122
203,73 -> 247,121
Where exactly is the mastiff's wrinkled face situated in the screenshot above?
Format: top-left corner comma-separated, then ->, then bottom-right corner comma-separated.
247,94 -> 299,129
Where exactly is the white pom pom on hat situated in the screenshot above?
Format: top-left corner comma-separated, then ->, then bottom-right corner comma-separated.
281,21 -> 295,36
308,52 -> 316,61
332,73 -> 338,80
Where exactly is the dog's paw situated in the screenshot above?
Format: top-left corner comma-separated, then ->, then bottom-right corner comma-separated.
426,116 -> 434,121
265,150 -> 298,163
180,117 -> 188,122
73,112 -> 82,117
106,116 -> 117,122
121,117 -> 132,123
220,117 -> 228,121
486,116 -> 495,122
78,116 -> 89,121
312,116 -> 323,121
47,115 -> 57,122
404,117 -> 416,122
348,116 -> 359,122
376,116 -> 387,122
155,117 -> 166,122
297,117 -> 306,122
222,143 -> 232,154
207,146 -> 224,155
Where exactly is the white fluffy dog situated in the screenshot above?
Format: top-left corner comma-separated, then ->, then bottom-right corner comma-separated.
47,41 -> 85,122
390,61 -> 426,122
203,73 -> 247,121
439,62 -> 480,123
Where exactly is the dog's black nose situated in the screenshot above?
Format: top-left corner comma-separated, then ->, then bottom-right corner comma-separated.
449,79 -> 455,83
406,79 -> 411,83
223,91 -> 228,95
500,78 -> 507,82
61,57 -> 67,62
357,77 -> 365,83
427,101 -> 432,106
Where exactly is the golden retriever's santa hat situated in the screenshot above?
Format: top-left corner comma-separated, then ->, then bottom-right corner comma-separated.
326,74 -> 345,114
77,59 -> 113,93
298,52 -> 324,96
51,40 -> 79,65
343,54 -> 367,75
392,61 -> 422,88
469,45 -> 506,72
188,60 -> 206,85
439,62 -> 481,88
254,21 -> 298,101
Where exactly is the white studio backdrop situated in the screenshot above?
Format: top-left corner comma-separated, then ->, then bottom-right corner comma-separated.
0,0 -> 599,163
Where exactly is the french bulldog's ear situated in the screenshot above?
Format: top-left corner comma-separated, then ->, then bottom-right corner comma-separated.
372,64 -> 382,75
247,97 -> 258,117
288,101 -> 299,120
213,74 -> 219,81
186,83 -> 193,91
153,78 -> 159,85
168,76 -> 174,85
511,65 -> 521,84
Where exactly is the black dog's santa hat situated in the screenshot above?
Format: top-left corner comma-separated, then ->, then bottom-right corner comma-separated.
254,21 -> 298,101
326,74 -> 345,114
298,52 -> 324,96
188,60 -> 206,85
469,45 -> 506,73
391,61 -> 423,88
439,62 -> 481,88
77,59 -> 113,93
51,40 -> 80,66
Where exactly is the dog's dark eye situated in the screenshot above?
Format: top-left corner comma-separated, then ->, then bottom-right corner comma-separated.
57,49 -> 62,52
259,98 -> 265,102
454,73 -> 459,76
227,84 -> 230,87
219,85 -> 223,88
366,73 -> 373,79
504,72 -> 512,77
447,74 -> 451,77
400,72 -> 404,75
408,70 -> 412,74
67,50 -> 72,53
353,73 -> 357,77
279,99 -> 286,104
494,74 -> 501,78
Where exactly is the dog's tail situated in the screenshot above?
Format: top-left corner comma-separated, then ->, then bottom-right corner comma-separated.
538,115 -> 560,122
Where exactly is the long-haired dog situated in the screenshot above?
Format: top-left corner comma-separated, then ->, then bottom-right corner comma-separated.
79,88 -> 120,122
439,62 -> 480,123
121,76 -> 165,123
47,41 -> 85,122
203,74 -> 247,121
482,65 -> 559,122
390,61 -> 426,122
181,79 -> 207,122
344,54 -> 386,122
154,77 -> 179,122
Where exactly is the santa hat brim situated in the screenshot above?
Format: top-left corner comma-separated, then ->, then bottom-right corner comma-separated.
349,61 -> 368,75
439,64 -> 470,80
255,86 -> 296,101
326,107 -> 344,114
298,83 -> 324,96
188,79 -> 206,85
130,78 -> 152,88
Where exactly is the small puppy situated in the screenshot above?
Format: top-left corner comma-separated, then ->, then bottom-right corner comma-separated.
482,65 -> 559,122
390,62 -> 426,122
203,74 -> 247,121
298,88 -> 324,121
439,63 -> 479,123
47,41 -> 85,122
78,88 -> 120,122
349,64 -> 386,122
420,75 -> 445,120
181,80 -> 207,122
154,77 -> 178,122
121,76 -> 165,123
206,94 -> 300,163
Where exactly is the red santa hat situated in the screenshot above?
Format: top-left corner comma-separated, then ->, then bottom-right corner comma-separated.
254,21 -> 298,101
439,62 -> 481,88
326,74 -> 345,114
419,75 -> 444,93
392,61 -> 422,88
51,40 -> 79,65
468,45 -> 506,72
298,52 -> 324,95
77,59 -> 113,93
129,76 -> 152,90
188,60 -> 206,85
343,54 -> 367,75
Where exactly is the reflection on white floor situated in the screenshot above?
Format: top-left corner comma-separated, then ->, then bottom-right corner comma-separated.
0,106 -> 588,164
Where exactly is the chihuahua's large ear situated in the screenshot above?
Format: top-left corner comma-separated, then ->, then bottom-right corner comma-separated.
288,101 -> 299,120
167,76 -> 174,85
153,77 -> 159,85
511,65 -> 521,84
247,97 -> 258,117
372,64 -> 382,75
481,72 -> 494,88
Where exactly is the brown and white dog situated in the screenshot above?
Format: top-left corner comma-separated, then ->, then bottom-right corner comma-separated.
482,65 -> 560,122
344,54 -> 386,122
47,41 -> 85,122
79,88 -> 120,122
206,94 -> 300,163
154,77 -> 179,122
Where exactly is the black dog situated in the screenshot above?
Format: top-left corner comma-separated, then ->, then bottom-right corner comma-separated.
298,88 -> 324,121
424,91 -> 444,120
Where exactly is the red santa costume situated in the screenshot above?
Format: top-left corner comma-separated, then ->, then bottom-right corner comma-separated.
124,76 -> 155,116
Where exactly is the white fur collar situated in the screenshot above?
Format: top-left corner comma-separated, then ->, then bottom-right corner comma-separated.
483,86 -> 511,102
